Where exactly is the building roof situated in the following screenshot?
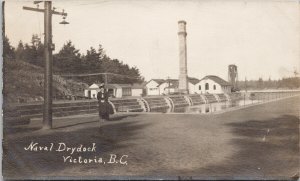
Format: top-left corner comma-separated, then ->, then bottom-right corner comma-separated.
166,77 -> 200,85
131,83 -> 145,89
151,79 -> 166,85
188,77 -> 200,85
165,79 -> 179,88
201,75 -> 232,86
147,77 -> 200,88
93,83 -> 132,89
109,84 -> 132,89
87,83 -> 145,90
85,88 -> 100,90
165,85 -> 178,89
165,79 -> 178,84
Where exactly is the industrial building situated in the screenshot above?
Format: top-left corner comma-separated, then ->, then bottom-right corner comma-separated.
228,64 -> 239,91
195,75 -> 232,94
85,20 -> 235,98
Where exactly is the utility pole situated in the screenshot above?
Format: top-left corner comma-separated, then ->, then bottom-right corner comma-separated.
245,77 -> 247,93
2,1 -> 5,36
44,2 -> 53,129
23,1 -> 68,129
104,73 -> 108,87
167,76 -> 170,95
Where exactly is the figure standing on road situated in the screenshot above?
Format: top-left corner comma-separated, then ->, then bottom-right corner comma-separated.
97,83 -> 110,127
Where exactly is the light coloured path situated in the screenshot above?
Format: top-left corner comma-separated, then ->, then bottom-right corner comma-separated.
3,96 -> 300,180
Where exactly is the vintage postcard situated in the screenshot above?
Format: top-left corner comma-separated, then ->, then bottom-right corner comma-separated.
2,0 -> 300,180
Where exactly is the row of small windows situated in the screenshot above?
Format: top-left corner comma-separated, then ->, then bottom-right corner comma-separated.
199,83 -> 216,90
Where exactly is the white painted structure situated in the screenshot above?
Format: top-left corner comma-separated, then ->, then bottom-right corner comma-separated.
84,83 -> 144,98
145,78 -> 200,95
188,82 -> 197,94
195,75 -> 232,94
145,79 -> 165,96
131,84 -> 144,97
132,89 -> 143,97
188,78 -> 200,94
84,83 -> 99,99
160,80 -> 178,95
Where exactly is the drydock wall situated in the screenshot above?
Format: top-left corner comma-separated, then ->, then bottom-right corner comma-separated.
4,91 -> 300,126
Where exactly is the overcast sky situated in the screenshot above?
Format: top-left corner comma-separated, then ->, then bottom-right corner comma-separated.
5,0 -> 300,81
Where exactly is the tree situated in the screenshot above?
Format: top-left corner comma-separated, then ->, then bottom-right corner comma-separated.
98,44 -> 106,59
15,38 -> 145,85
3,36 -> 15,60
53,41 -> 81,73
84,47 -> 101,72
257,77 -> 264,89
21,34 -> 44,66
15,41 -> 25,61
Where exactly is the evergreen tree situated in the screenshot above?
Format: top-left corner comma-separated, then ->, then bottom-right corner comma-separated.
7,36 -> 144,85
15,41 -> 25,61
21,34 -> 44,66
53,41 -> 81,73
3,36 -> 15,60
98,44 -> 106,59
257,77 -> 264,89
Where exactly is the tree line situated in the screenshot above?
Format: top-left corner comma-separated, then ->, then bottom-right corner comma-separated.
238,77 -> 300,90
4,35 -> 144,85
4,35 -> 299,89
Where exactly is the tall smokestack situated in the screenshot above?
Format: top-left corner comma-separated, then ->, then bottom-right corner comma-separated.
178,20 -> 188,94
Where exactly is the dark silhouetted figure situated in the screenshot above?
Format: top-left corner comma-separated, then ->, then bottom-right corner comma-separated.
97,84 -> 110,127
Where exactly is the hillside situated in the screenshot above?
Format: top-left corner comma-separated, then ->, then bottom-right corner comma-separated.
3,60 -> 89,104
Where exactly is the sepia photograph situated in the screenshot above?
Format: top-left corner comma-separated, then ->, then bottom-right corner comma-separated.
2,0 -> 300,180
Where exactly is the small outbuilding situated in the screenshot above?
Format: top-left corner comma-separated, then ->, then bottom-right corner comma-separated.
145,79 -> 166,96
84,83 -> 144,98
145,77 -> 200,95
131,83 -> 145,97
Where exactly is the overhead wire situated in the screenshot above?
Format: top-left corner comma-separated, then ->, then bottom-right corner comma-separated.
60,0 -> 110,8
32,2 -> 42,42
57,72 -> 141,80
30,1 -> 141,81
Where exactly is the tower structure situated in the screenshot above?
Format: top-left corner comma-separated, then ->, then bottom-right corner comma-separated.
178,20 -> 188,94
228,64 -> 238,91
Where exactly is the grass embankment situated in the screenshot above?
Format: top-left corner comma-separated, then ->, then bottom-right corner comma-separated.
3,60 -> 88,104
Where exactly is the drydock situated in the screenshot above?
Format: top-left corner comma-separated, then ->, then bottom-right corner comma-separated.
4,91 -> 300,126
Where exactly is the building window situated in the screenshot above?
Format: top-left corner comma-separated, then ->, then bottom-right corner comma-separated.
199,85 -> 201,90
213,85 -> 216,90
122,88 -> 132,96
205,83 -> 209,90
